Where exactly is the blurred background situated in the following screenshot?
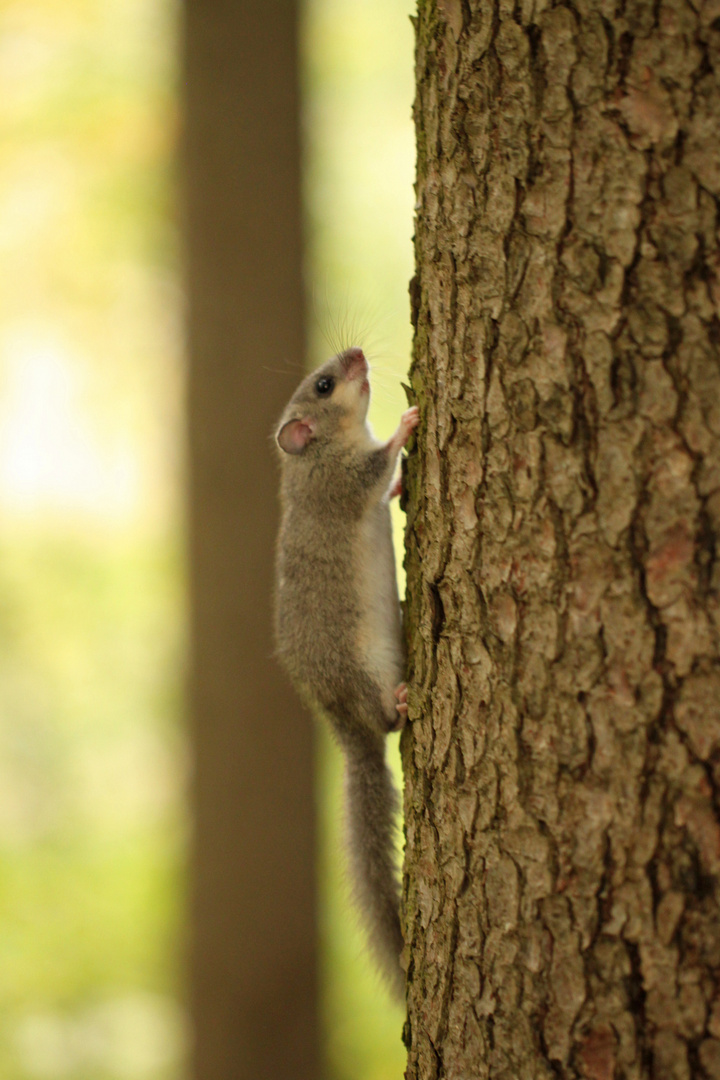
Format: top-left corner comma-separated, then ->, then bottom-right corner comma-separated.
0,0 -> 414,1077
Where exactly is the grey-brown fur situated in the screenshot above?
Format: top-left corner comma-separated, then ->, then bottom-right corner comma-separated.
274,347 -> 418,998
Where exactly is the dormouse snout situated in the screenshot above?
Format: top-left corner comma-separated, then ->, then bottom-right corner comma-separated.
341,347 -> 370,397
342,346 -> 368,381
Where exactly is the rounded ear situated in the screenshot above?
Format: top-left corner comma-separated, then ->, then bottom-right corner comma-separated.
276,418 -> 315,455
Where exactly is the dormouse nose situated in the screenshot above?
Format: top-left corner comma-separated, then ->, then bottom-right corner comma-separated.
342,346 -> 368,380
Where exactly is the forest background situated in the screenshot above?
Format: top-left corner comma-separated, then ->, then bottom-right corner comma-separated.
0,0 -> 413,1077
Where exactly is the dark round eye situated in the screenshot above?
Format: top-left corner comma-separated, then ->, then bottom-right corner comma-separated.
315,375 -> 335,397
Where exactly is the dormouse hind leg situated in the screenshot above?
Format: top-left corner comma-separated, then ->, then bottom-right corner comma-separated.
387,682 -> 408,731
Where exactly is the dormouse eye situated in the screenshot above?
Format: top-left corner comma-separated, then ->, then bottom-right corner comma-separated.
315,375 -> 335,397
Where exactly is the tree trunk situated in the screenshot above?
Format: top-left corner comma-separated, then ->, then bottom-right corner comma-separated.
403,0 -> 720,1077
184,2 -> 319,1077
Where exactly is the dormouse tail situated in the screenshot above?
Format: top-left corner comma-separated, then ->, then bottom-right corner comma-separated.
341,727 -> 404,999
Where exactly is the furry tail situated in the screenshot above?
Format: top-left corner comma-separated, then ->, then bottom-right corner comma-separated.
341,728 -> 404,999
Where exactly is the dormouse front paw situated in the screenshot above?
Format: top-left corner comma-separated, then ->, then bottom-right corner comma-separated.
395,406 -> 420,450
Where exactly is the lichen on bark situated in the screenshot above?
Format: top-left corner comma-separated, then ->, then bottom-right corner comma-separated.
403,0 -> 720,1076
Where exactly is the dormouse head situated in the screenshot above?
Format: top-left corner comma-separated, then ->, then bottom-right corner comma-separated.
276,346 -> 370,456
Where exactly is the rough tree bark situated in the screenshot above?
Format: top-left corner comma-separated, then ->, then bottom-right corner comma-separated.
403,0 -> 720,1077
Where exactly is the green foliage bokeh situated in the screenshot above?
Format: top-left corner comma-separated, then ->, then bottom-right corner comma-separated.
0,0 -> 415,1077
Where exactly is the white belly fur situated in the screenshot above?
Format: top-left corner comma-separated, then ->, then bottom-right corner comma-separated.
355,500 -> 403,711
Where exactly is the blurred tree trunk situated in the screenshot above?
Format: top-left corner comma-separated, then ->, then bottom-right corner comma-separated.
184,2 -> 318,1079
403,0 -> 720,1077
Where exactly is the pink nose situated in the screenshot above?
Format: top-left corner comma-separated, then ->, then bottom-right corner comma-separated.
343,347 -> 368,380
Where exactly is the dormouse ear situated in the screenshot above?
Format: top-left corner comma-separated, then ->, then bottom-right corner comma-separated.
276,417 -> 315,455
